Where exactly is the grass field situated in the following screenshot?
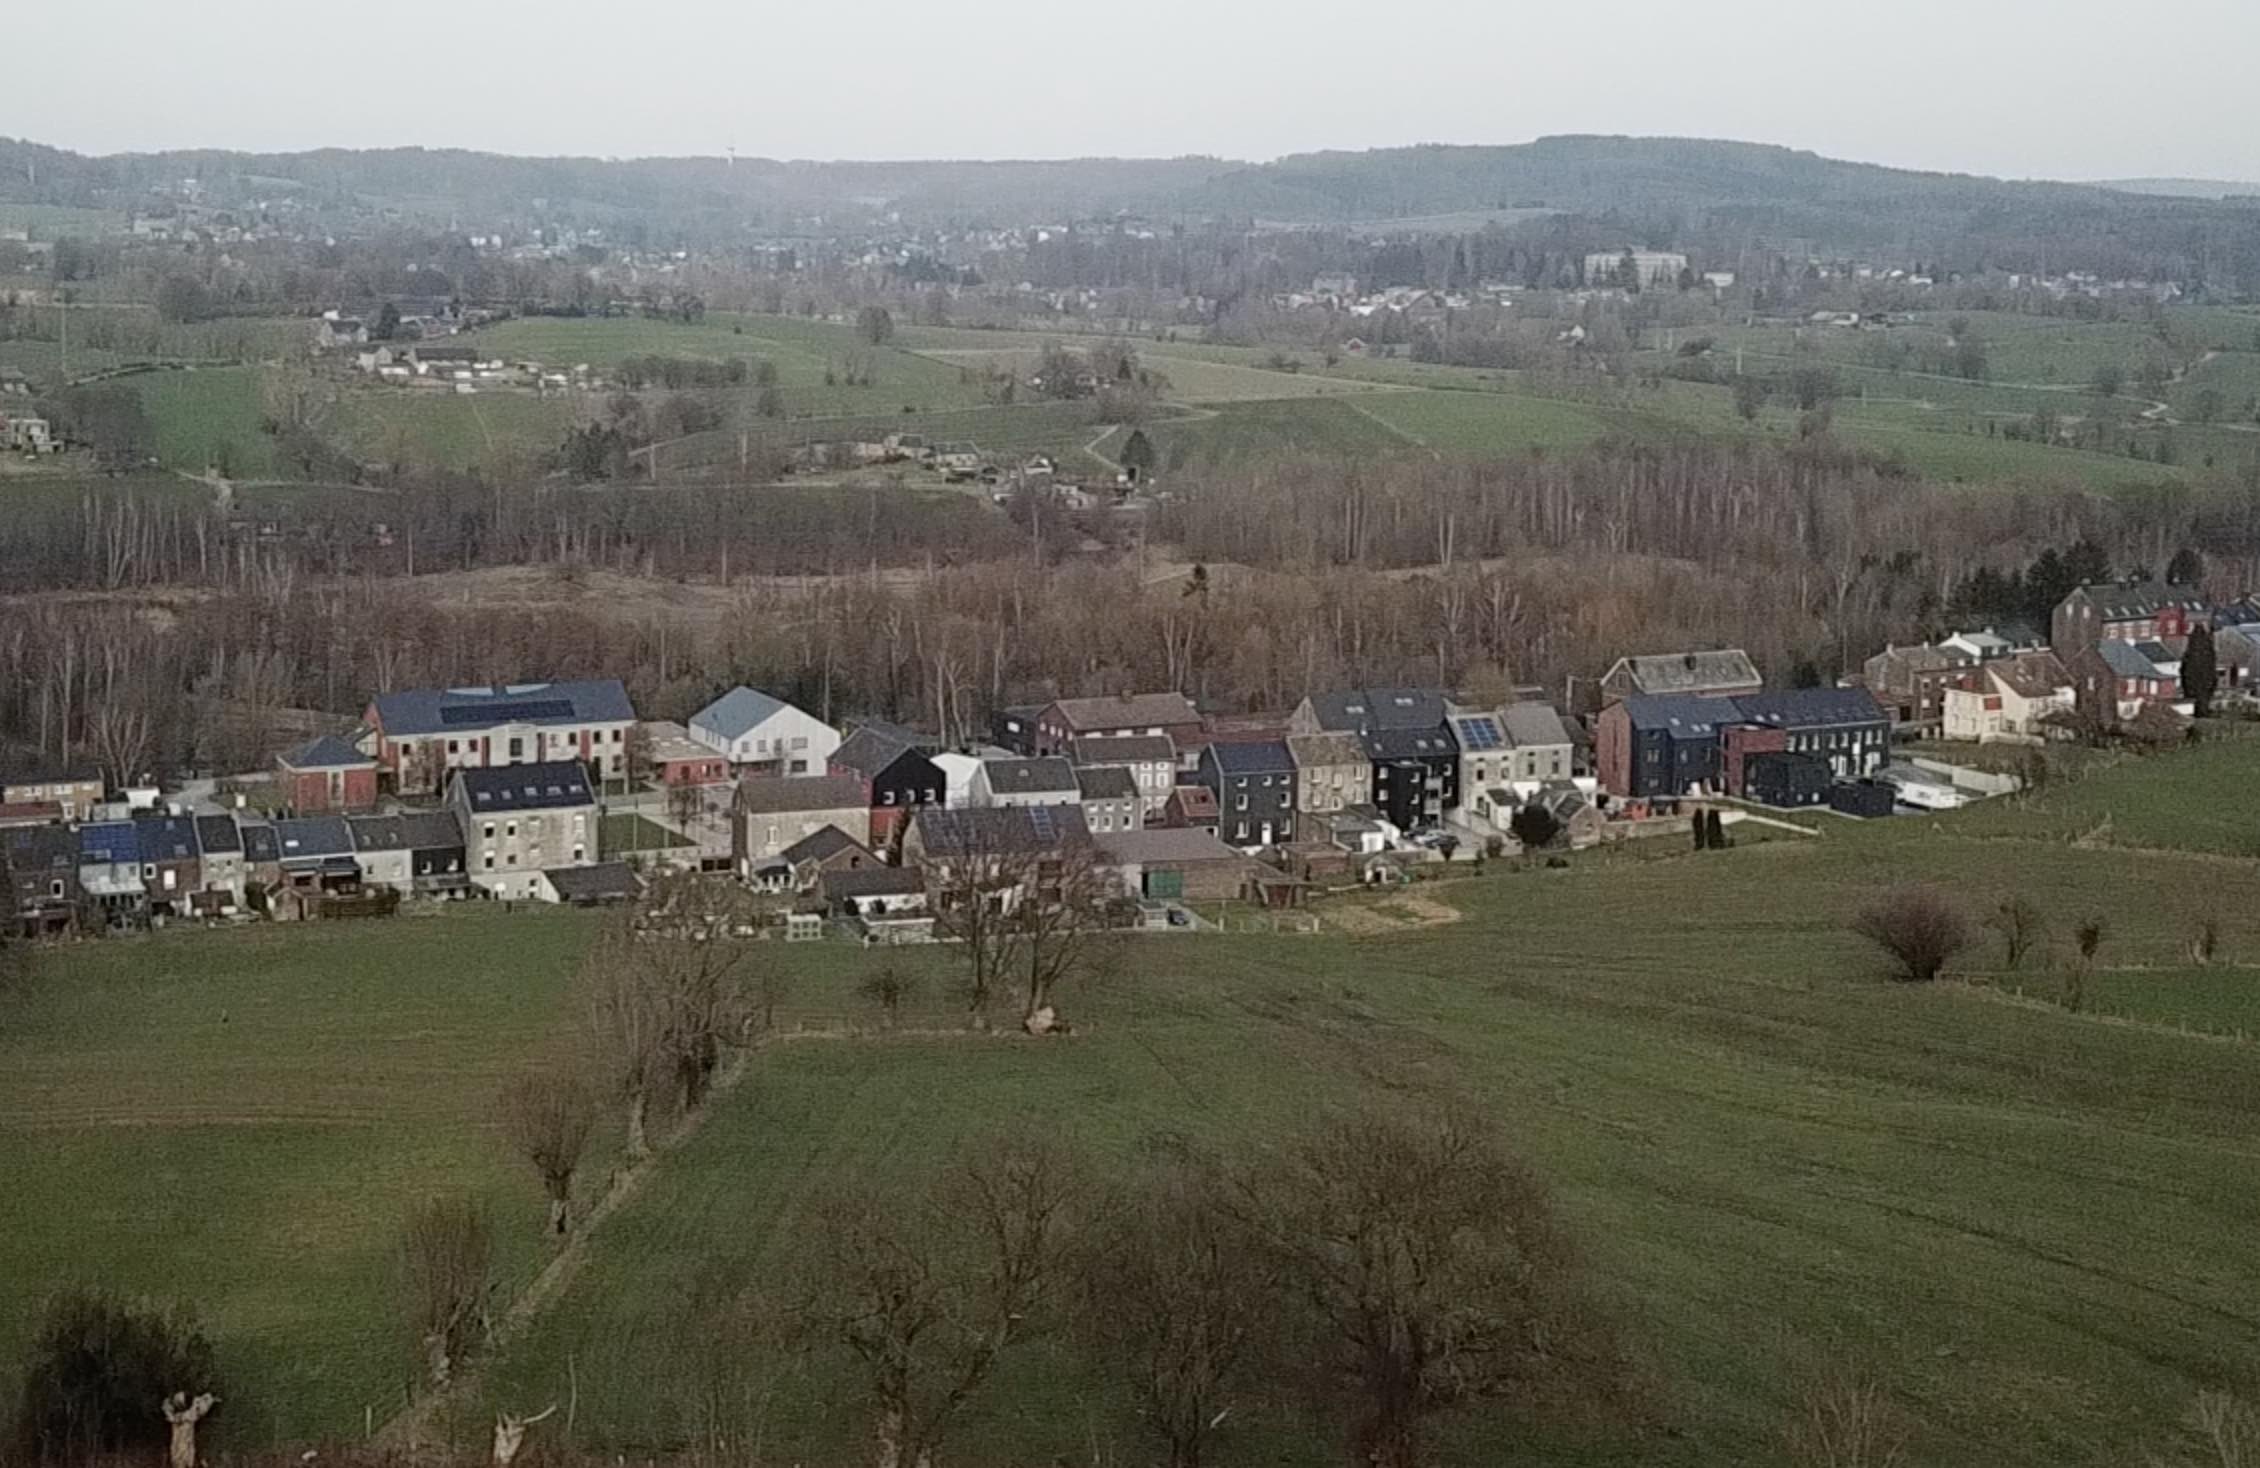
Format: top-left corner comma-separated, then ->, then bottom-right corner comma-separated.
127,366 -> 279,477
330,388 -> 574,475
9,748 -> 2260,1462
0,912 -> 605,1443
600,812 -> 690,853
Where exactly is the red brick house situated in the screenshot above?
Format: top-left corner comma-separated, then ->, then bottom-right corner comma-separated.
276,736 -> 380,813
642,720 -> 729,787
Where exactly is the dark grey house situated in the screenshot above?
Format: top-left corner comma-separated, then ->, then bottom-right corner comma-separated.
1197,739 -> 1297,849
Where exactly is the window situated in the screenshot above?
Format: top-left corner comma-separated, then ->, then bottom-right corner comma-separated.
483,855 -> 495,870
483,823 -> 495,841
1235,795 -> 1248,811
49,879 -> 64,899
508,736 -> 524,760
572,846 -> 585,863
506,822 -> 518,839
447,739 -> 460,755
791,736 -> 808,750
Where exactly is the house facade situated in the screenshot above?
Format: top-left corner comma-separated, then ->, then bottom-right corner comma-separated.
1363,728 -> 1458,832
829,729 -> 945,846
1940,651 -> 2074,743
971,757 -> 1081,809
1,766 -> 105,822
1071,734 -> 1177,819
1034,693 -> 1205,764
732,774 -> 873,880
1197,740 -> 1298,850
1598,649 -> 1762,704
276,736 -> 380,813
2,825 -> 81,936
2073,640 -> 2180,725
1073,765 -> 1140,835
1728,689 -> 1890,781
687,687 -> 839,776
642,720 -> 731,786
365,680 -> 636,795
2052,581 -> 2209,660
1594,695 -> 1728,800
1286,732 -> 1371,825
447,761 -> 600,902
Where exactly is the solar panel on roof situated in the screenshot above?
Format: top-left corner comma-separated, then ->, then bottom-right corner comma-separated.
438,698 -> 576,727
1452,717 -> 1503,751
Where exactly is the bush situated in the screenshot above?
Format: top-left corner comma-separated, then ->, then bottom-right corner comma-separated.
11,1288 -> 220,1465
1850,886 -> 1971,983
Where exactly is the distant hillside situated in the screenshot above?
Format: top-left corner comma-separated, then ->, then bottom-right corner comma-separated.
2099,177 -> 2260,201
2,133 -> 2255,283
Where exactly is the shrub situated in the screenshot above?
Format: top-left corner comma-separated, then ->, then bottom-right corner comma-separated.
1850,886 -> 1971,983
11,1288 -> 219,1465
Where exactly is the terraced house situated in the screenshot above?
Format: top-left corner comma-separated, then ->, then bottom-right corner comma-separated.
447,761 -> 600,902
362,680 -> 637,795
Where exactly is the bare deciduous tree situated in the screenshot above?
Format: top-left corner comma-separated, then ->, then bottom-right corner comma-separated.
498,1066 -> 598,1236
637,872 -> 762,1111
858,963 -> 918,1031
1989,897 -> 2043,972
1850,887 -> 1971,983
583,921 -> 664,1161
1077,1165 -> 1274,1468
1236,1110 -> 1620,1468
398,1197 -> 493,1389
799,1142 -> 1081,1468
1015,841 -> 1117,1035
1783,1372 -> 1908,1468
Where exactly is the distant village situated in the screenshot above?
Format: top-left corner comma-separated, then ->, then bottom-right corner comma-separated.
2,576 -> 2249,943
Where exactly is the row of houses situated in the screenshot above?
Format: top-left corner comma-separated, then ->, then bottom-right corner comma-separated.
0,761 -> 629,938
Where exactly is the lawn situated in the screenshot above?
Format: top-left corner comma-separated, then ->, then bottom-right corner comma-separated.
1947,729 -> 2260,857
921,347 -> 1390,404
1350,386 -> 1619,454
0,911 -> 605,1444
330,388 -> 574,475
128,366 -> 278,477
10,748 -> 2260,1465
600,811 -> 689,853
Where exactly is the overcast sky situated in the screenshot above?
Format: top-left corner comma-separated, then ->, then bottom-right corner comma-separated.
13,0 -> 2258,182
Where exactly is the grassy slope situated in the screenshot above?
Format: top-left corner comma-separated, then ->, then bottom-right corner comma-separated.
128,366 -> 277,477
0,911 -> 604,1442
487,745 -> 2260,1468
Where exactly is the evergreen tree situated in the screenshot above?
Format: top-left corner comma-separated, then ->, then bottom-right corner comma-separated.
2182,624 -> 2219,719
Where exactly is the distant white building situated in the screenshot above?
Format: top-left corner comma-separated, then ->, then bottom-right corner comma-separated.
1584,250 -> 1689,288
688,687 -> 839,777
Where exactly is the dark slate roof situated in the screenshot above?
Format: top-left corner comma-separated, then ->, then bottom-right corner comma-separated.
1075,765 -> 1138,800
275,816 -> 354,860
981,757 -> 1080,796
373,680 -> 634,737
1729,688 -> 1887,730
1500,701 -> 1572,748
736,773 -> 868,815
1047,692 -> 1200,732
690,686 -> 790,741
3,824 -> 79,871
1286,732 -> 1369,769
913,804 -> 1089,857
781,824 -> 870,866
2097,639 -> 2168,678
1361,727 -> 1459,761
1206,739 -> 1295,775
278,734 -> 374,771
1073,733 -> 1175,766
823,865 -> 927,900
546,862 -> 638,902
348,815 -> 411,852
1619,695 -> 1731,736
1608,649 -> 1762,696
830,727 -> 920,781
193,815 -> 242,855
1306,687 -> 1449,734
78,821 -> 140,864
133,814 -> 200,861
2079,581 -> 2209,621
400,811 -> 466,849
240,822 -> 280,863
453,761 -> 596,813
848,718 -> 941,752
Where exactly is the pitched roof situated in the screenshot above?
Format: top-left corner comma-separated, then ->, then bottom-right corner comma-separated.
1074,764 -> 1138,800
193,814 -> 242,855
1046,692 -> 1200,733
831,727 -> 924,781
2078,580 -> 2209,621
1618,695 -> 1731,736
847,718 -> 941,752
1305,687 -> 1449,734
133,814 -> 200,862
1990,651 -> 2073,700
274,816 -> 354,860
1287,732 -> 1370,769
239,822 -> 280,863
1500,701 -> 1572,748
78,821 -> 140,865
347,815 -> 411,852
1362,727 -> 1458,760
980,757 -> 1080,796
372,680 -> 634,737
1094,828 -> 1249,865
2097,639 -> 2168,678
735,772 -> 869,815
545,862 -> 638,902
1168,784 -> 1219,818
453,761 -> 596,813
1607,649 -> 1762,697
1073,733 -> 1176,766
912,804 -> 1089,858
822,865 -> 927,900
399,811 -> 467,849
1206,739 -> 1295,775
689,686 -> 790,742
2,824 -> 78,871
278,734 -> 374,771
781,825 -> 871,866
1729,688 -> 1887,730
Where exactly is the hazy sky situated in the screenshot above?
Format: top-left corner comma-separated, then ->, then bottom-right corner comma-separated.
14,0 -> 2259,181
